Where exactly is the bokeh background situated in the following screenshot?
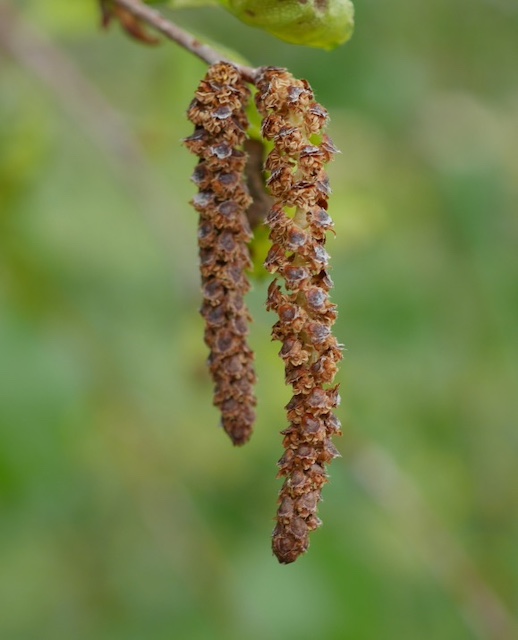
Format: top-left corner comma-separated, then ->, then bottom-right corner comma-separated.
1,1 -> 517,638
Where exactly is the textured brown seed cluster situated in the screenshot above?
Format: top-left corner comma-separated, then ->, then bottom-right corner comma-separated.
255,67 -> 343,564
185,62 -> 257,446
185,62 -> 342,563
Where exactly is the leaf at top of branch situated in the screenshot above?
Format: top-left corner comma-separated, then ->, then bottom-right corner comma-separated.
219,0 -> 355,50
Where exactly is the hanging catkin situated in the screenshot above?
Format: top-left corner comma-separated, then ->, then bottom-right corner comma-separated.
185,62 -> 257,446
255,67 -> 343,563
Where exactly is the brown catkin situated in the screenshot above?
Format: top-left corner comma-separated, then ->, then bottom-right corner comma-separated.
185,62 -> 257,446
255,67 -> 343,563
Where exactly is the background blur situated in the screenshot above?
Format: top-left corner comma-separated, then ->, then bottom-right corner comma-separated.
1,1 -> 517,638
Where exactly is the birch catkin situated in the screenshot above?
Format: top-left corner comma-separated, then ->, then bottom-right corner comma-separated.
185,62 -> 257,446
255,67 -> 343,563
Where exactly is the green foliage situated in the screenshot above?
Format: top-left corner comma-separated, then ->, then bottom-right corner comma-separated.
219,0 -> 354,49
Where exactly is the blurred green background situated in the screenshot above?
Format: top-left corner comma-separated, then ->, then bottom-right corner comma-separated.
1,1 -> 517,639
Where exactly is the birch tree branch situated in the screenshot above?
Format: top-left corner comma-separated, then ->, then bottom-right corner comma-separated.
110,0 -> 259,82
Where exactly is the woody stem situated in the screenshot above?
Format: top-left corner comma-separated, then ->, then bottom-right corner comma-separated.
110,0 -> 259,83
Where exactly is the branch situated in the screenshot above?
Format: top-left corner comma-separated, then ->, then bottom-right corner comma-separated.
110,0 -> 259,83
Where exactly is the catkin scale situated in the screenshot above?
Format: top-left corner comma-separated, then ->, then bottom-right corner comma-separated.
185,62 -> 257,446
256,67 -> 343,563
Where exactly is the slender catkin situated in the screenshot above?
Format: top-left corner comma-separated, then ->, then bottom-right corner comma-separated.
185,62 -> 257,446
255,67 -> 343,563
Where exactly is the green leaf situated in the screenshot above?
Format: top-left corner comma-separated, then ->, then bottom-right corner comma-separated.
219,0 -> 354,50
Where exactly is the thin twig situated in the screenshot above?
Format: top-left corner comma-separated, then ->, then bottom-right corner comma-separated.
111,0 -> 259,82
